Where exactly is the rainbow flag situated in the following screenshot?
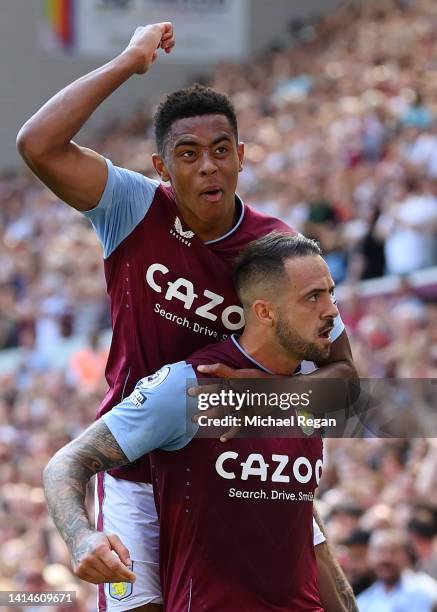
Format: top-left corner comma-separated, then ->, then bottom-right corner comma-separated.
44,0 -> 75,48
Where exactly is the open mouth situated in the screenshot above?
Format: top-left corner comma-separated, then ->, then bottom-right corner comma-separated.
319,327 -> 334,339
201,188 -> 224,203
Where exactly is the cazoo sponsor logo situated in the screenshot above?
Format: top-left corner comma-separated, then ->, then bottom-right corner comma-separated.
215,452 -> 323,485
146,263 -> 244,332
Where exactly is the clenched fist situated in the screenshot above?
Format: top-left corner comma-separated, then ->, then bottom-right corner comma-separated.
71,530 -> 136,584
123,22 -> 175,74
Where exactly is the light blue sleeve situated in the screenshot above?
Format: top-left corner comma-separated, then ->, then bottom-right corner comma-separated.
331,313 -> 345,342
102,361 -> 198,462
83,158 -> 160,258
331,289 -> 345,342
299,311 -> 345,374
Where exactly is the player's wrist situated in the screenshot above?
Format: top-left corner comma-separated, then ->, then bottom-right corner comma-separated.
69,527 -> 99,559
118,47 -> 150,75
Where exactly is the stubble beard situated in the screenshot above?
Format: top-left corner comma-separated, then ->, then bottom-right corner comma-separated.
276,318 -> 331,363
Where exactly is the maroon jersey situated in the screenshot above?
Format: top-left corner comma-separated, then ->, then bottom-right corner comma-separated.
85,161 -> 293,481
150,337 -> 323,611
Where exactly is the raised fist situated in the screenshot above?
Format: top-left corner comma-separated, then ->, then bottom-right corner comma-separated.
124,22 -> 175,74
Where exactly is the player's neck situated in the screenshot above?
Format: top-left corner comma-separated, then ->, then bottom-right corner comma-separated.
239,331 -> 300,376
176,200 -> 238,242
196,215 -> 235,242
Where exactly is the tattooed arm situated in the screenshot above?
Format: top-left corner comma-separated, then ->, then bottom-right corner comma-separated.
44,361 -> 197,584
43,419 -> 136,584
314,506 -> 359,612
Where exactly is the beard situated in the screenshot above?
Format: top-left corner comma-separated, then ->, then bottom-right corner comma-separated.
276,317 -> 331,363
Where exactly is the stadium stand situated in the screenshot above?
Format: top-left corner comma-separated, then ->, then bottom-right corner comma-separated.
1,0 -> 436,607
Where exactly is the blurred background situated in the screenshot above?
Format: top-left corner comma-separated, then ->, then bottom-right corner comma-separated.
1,0 -> 437,610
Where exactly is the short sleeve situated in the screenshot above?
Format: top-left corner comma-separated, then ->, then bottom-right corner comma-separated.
313,517 -> 326,546
331,313 -> 345,342
102,361 -> 199,462
83,158 -> 160,258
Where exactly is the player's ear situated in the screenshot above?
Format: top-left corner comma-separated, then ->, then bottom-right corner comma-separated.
152,153 -> 171,182
252,299 -> 274,327
237,142 -> 244,172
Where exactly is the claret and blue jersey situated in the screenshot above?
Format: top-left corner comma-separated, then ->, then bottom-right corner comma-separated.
103,335 -> 328,611
84,159 -> 297,480
85,159 -> 344,485
86,160 -> 346,609
84,160 -> 292,405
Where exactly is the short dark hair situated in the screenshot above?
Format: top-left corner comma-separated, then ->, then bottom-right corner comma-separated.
341,529 -> 371,548
233,232 -> 322,307
154,84 -> 238,156
408,504 -> 437,540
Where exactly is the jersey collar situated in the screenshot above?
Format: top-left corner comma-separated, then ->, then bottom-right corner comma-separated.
204,195 -> 245,245
231,335 -> 303,376
231,335 -> 274,374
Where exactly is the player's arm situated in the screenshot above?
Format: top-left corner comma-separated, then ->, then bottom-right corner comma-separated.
193,329 -> 357,429
196,329 -> 357,383
43,362 -> 195,583
316,542 -> 358,612
16,23 -> 174,211
313,507 -> 358,612
309,329 -> 357,379
43,419 -> 136,584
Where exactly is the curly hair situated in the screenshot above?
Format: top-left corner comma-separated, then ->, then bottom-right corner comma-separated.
154,84 -> 238,155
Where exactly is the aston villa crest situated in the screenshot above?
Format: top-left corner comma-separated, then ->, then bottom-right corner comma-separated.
108,579 -> 133,601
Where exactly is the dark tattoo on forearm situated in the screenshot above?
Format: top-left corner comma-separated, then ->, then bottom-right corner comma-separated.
43,420 -> 129,559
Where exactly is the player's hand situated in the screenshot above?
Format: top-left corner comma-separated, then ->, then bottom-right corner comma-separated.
71,530 -> 136,584
123,23 -> 175,74
189,364 -> 272,442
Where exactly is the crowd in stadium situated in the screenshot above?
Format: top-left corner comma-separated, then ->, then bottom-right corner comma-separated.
1,0 -> 436,608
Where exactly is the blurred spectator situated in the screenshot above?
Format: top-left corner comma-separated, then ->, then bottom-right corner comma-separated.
327,503 -> 364,543
403,125 -> 437,179
402,91 -> 434,131
408,505 -> 437,581
304,183 -> 348,283
0,283 -> 20,348
348,208 -> 386,281
69,331 -> 109,392
375,177 -> 437,275
358,528 -> 437,611
338,529 -> 375,596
